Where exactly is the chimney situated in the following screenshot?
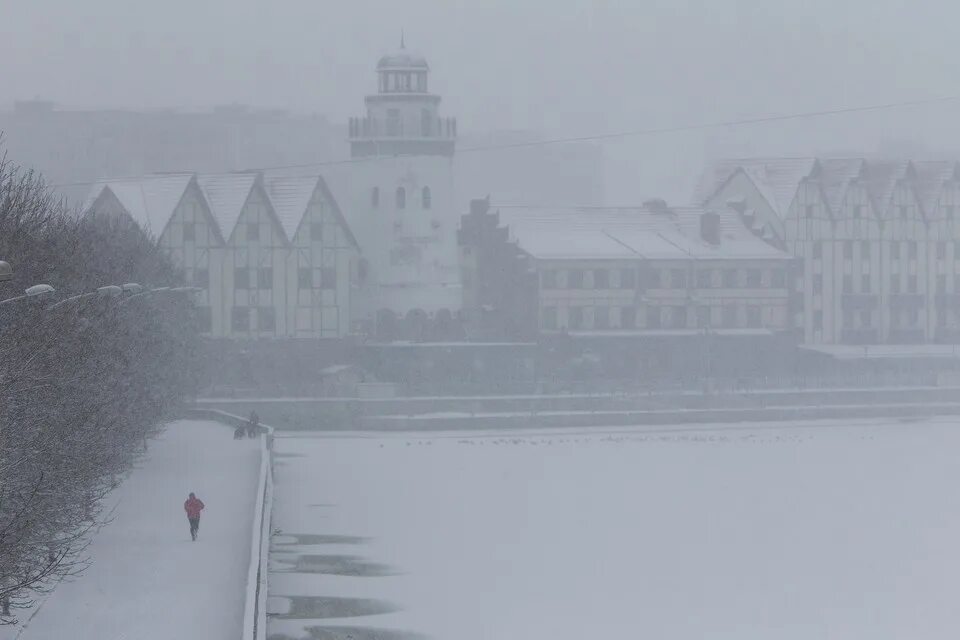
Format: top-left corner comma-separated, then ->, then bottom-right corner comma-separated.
700,210 -> 721,245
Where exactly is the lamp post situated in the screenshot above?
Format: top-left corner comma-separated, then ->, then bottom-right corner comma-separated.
0,261 -> 13,283
0,283 -> 56,307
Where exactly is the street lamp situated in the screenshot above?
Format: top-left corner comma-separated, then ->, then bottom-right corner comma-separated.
0,284 -> 56,307
121,283 -> 144,295
48,285 -> 124,310
0,261 -> 12,283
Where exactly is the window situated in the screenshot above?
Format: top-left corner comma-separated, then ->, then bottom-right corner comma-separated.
193,268 -> 209,289
234,268 -> 250,289
697,305 -> 711,328
771,269 -> 786,288
843,309 -> 854,329
843,275 -> 852,293
908,274 -> 918,294
247,222 -> 260,241
541,270 -> 557,289
594,269 -> 609,289
890,277 -> 901,294
231,307 -> 249,332
422,186 -> 432,209
853,205 -> 862,219
310,223 -> 324,242
813,274 -> 823,295
568,306 -> 585,330
567,269 -> 585,289
909,242 -> 918,259
862,275 -> 871,293
542,307 -> 558,330
396,187 -> 406,209
908,307 -> 920,327
421,109 -> 432,136
844,240 -> 853,259
672,306 -> 687,329
947,205 -> 956,220
746,269 -> 761,288
595,307 -> 610,329
671,269 -> 687,289
298,267 -> 313,289
257,307 -> 276,333
938,275 -> 947,294
320,267 -> 337,289
649,270 -> 664,289
372,187 -> 380,208
257,268 -> 273,290
938,308 -> 948,327
722,305 -> 737,328
861,241 -> 871,258
939,242 -> 947,260
195,306 -> 212,333
723,269 -> 738,288
621,307 -> 637,329
697,269 -> 713,289
806,204 -> 816,218
647,307 -> 662,329
620,269 -> 636,289
900,205 -> 909,218
182,222 -> 195,242
861,310 -> 872,328
386,108 -> 401,136
812,242 -> 822,259
814,310 -> 823,330
747,307 -> 762,328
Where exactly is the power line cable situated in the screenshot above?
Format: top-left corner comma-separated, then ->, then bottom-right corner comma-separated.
49,94 -> 960,190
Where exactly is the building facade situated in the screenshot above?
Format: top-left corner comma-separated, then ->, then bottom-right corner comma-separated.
335,42 -> 462,319
461,198 -> 794,339
697,158 -> 960,345
84,171 -> 360,340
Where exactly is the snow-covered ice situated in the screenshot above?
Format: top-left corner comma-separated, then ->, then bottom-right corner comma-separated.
8,420 -> 261,640
270,417 -> 960,639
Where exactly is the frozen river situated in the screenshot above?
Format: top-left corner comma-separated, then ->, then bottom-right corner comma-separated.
268,418 -> 960,639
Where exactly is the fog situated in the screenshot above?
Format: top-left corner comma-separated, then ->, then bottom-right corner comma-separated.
6,2 -> 960,639
4,0 -> 960,201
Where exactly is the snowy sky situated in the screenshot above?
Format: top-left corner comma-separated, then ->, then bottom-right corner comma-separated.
3,0 -> 960,201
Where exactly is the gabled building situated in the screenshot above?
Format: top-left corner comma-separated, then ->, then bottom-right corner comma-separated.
84,171 -> 360,340
697,157 -> 960,345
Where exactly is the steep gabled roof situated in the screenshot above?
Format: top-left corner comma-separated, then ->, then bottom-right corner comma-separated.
863,160 -> 910,215
83,173 -> 194,238
195,172 -> 258,241
912,160 -> 958,216
815,158 -> 866,213
263,173 -> 360,249
694,157 -> 817,218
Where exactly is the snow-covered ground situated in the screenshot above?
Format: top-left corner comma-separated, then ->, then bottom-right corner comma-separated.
270,417 -> 960,639
7,420 -> 261,640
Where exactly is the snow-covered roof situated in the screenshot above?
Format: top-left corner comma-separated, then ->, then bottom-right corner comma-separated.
377,49 -> 429,70
263,173 -> 360,249
493,203 -> 789,262
815,158 -> 866,213
912,161 -> 959,216
195,173 -> 259,242
84,173 -> 194,237
694,157 -> 817,218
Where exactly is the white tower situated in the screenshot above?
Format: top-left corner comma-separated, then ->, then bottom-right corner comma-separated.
346,38 -> 462,319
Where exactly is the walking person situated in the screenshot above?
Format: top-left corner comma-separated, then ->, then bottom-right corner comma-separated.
184,492 -> 205,541
246,410 -> 260,438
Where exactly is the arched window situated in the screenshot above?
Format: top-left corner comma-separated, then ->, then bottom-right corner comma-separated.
422,186 -> 432,209
396,186 -> 406,209
371,187 -> 379,208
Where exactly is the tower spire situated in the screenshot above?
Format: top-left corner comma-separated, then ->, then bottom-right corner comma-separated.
400,29 -> 405,49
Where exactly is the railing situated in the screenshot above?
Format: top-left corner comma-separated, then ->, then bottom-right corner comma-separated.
186,409 -> 273,640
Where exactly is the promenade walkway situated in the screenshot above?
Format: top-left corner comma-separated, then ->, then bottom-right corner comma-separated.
8,419 -> 261,640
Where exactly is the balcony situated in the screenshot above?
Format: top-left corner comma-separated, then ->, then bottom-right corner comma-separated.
349,116 -> 457,141
841,294 -> 879,311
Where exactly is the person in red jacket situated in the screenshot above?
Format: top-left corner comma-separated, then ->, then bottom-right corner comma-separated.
184,492 -> 205,541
